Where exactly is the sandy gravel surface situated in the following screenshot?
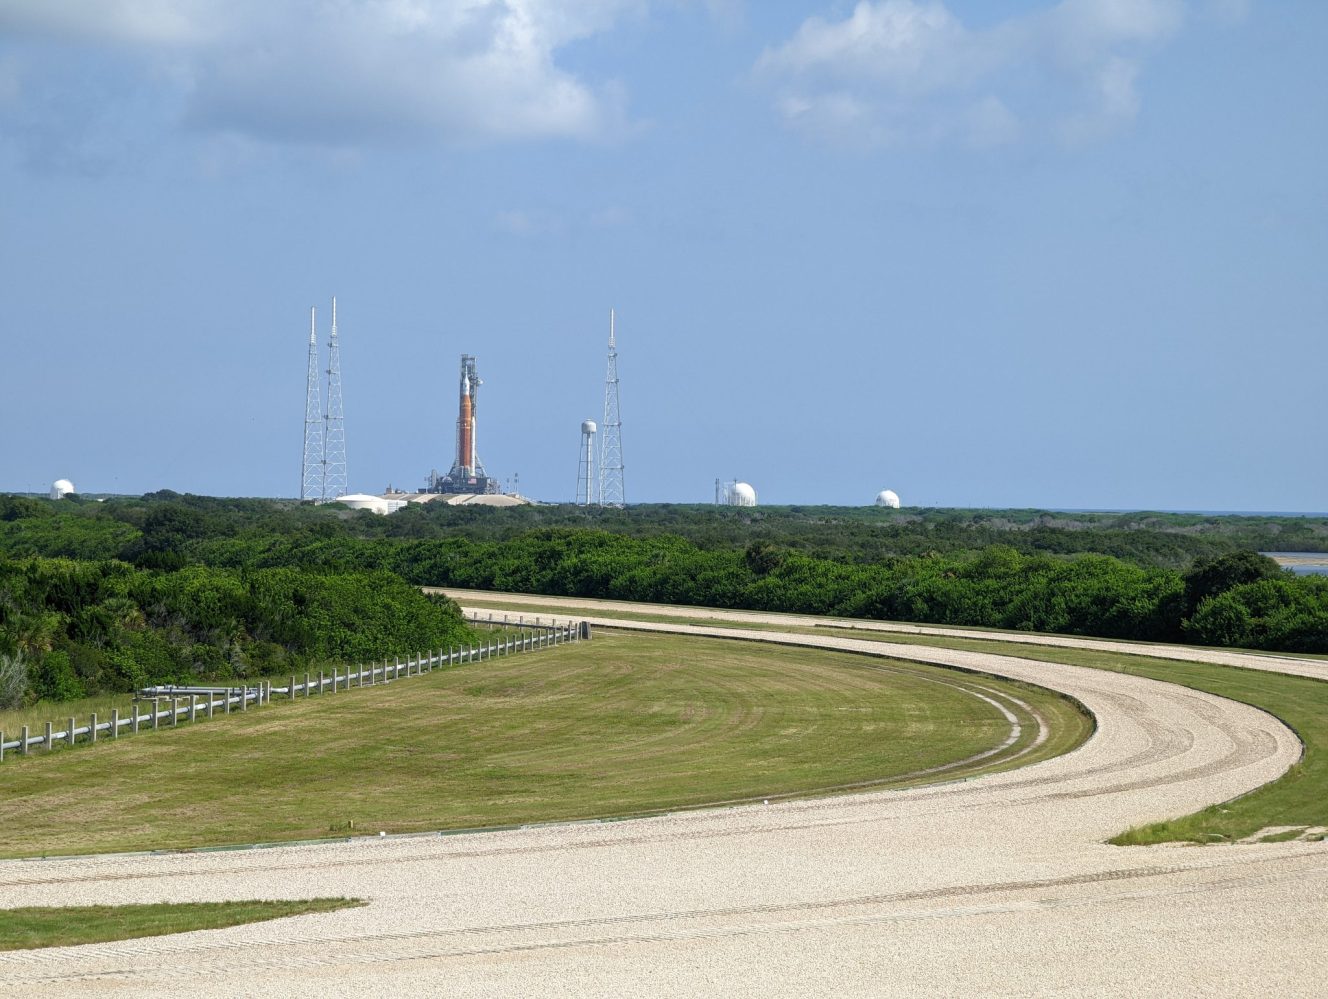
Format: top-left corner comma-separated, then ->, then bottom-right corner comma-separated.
443,588 -> 1328,681
1,604 -> 1325,996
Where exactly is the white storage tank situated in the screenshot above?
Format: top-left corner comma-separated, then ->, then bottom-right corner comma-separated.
874,489 -> 901,508
337,493 -> 390,515
730,482 -> 757,507
50,479 -> 75,500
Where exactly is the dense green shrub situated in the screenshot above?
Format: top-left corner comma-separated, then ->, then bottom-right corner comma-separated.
0,557 -> 475,703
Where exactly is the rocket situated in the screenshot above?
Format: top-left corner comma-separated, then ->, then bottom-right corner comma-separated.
457,371 -> 475,473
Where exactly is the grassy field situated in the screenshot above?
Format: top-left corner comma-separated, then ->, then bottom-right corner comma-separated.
0,629 -> 526,754
0,899 -> 361,951
456,595 -> 1328,846
0,632 -> 1088,858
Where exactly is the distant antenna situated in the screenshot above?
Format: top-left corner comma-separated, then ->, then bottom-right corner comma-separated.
322,297 -> 348,500
577,420 -> 597,505
301,307 -> 324,501
598,309 -> 625,506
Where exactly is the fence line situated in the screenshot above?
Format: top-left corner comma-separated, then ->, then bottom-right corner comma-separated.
0,616 -> 588,763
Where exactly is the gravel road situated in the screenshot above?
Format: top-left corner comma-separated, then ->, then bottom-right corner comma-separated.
1,600 -> 1324,997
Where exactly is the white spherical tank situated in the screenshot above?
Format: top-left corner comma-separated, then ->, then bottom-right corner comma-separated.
50,479 -> 75,500
730,482 -> 757,507
581,420 -> 597,435
875,489 -> 901,508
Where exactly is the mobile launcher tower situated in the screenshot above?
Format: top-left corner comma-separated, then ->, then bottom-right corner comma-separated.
426,355 -> 500,495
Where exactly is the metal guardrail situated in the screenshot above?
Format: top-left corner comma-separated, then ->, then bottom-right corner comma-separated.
0,617 -> 587,762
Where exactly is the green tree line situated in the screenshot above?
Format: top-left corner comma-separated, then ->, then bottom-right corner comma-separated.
0,556 -> 474,707
6,492 -> 1327,570
3,495 -> 1327,672
188,528 -> 1328,654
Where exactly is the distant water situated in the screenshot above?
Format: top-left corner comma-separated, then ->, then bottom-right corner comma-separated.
1264,552 -> 1328,576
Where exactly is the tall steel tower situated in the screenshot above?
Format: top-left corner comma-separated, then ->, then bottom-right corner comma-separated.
598,309 -> 625,506
577,420 -> 597,505
322,297 -> 348,500
301,307 -> 324,501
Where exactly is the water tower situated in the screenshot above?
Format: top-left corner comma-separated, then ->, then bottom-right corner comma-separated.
577,420 -> 597,505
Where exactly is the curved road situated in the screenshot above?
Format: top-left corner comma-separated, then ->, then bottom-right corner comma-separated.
1,600 -> 1325,996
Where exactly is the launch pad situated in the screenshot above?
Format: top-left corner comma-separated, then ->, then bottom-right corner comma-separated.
426,354 -> 500,495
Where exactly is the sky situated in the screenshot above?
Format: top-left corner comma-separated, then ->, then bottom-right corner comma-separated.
0,0 -> 1324,510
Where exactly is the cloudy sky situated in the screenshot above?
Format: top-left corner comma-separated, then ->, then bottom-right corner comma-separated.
1,0 -> 1324,509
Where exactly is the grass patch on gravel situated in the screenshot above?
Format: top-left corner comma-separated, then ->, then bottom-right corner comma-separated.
0,898 -> 361,951
0,633 -> 1087,857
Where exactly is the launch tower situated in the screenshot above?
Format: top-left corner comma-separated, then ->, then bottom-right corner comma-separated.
428,354 -> 500,494
322,298 -> 348,500
301,307 -> 323,501
598,309 -> 625,506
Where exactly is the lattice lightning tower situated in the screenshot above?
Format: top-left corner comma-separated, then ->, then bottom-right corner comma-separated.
598,308 -> 625,507
322,297 -> 348,500
301,307 -> 324,501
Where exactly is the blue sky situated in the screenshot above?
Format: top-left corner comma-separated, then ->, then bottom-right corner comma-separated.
1,1 -> 1324,509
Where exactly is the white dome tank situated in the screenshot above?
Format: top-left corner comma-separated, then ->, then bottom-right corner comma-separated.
730,482 -> 757,507
875,489 -> 901,508
50,479 -> 75,500
581,420 -> 597,434
337,493 -> 390,515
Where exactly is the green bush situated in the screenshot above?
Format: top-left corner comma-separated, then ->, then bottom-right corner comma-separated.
0,557 -> 476,704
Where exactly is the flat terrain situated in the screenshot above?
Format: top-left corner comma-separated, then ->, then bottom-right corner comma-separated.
0,633 -> 1084,858
452,589 -> 1328,844
1,606 -> 1318,997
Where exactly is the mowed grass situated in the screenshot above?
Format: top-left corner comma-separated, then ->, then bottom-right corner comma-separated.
0,898 -> 362,952
0,634 -> 519,747
457,596 -> 1328,845
0,633 -> 1087,858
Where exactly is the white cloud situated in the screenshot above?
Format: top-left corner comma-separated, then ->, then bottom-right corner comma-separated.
0,1 -> 228,46
756,0 -> 1203,147
0,1 -> 643,146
